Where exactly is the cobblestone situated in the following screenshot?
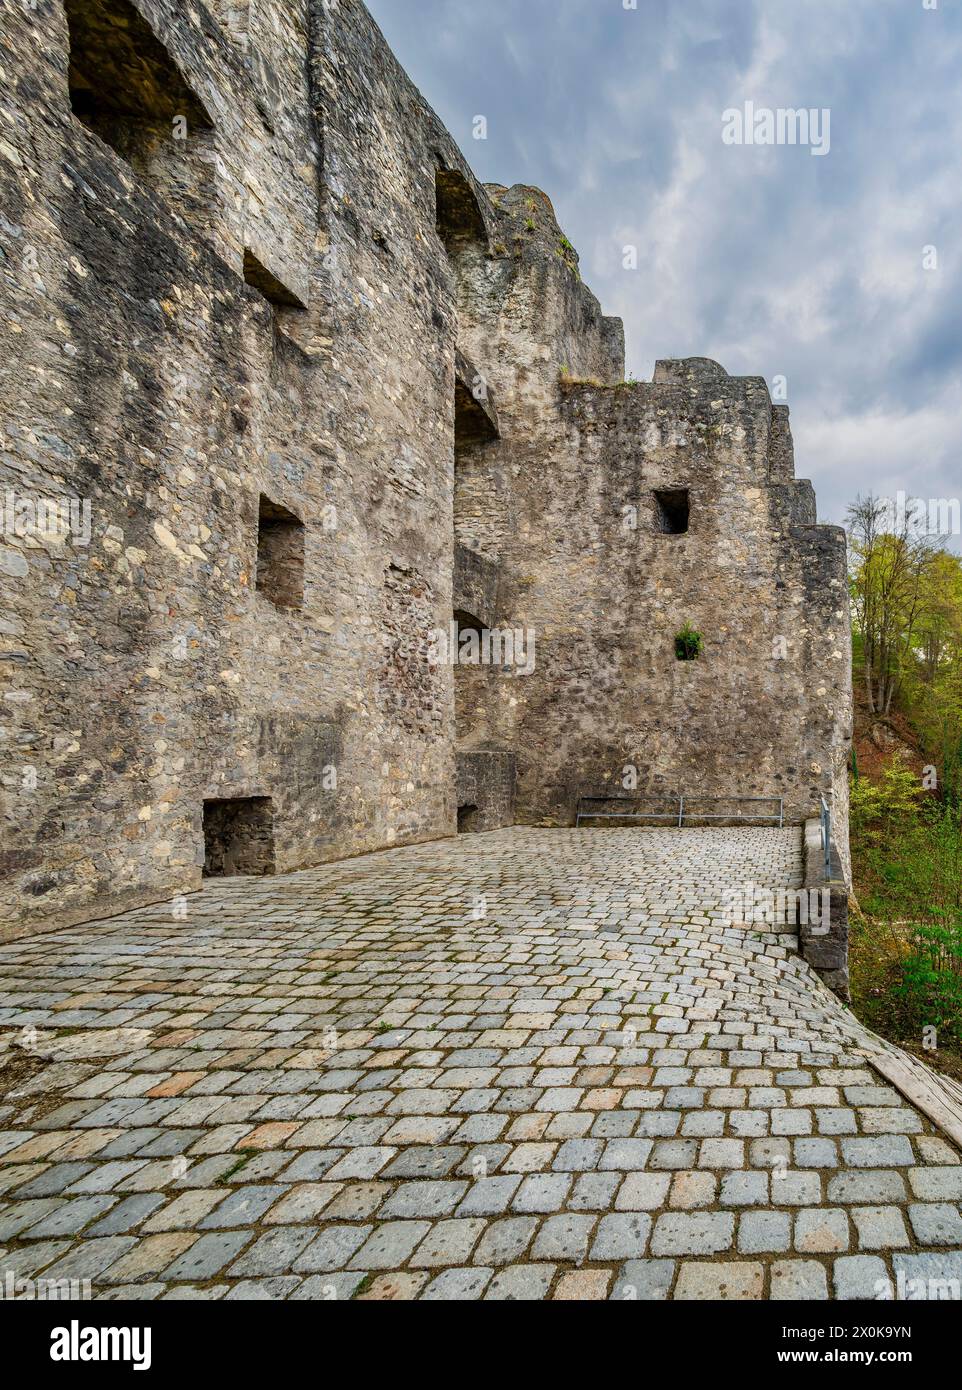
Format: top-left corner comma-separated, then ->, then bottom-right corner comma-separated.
738,1210 -> 791,1255
770,1259 -> 829,1300
674,1261 -> 764,1300
484,1263 -> 555,1300
909,1203 -> 962,1246
833,1255 -> 890,1301
1,827 -> 960,1301
651,1212 -> 735,1256
590,1213 -> 651,1260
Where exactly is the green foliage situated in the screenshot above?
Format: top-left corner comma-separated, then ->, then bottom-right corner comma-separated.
847,493 -> 962,1064
556,239 -> 581,279
848,498 -> 962,790
674,622 -> 704,661
850,753 -> 923,841
890,808 -> 962,1042
898,926 -> 962,1040
854,796 -> 962,1047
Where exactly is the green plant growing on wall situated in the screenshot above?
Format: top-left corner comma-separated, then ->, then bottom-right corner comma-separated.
674,622 -> 704,661
555,237 -> 581,280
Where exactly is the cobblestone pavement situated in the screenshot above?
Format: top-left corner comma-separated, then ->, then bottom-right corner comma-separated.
1,827 -> 961,1301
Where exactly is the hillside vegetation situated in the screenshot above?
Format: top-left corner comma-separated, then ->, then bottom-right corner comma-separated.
846,496 -> 962,1078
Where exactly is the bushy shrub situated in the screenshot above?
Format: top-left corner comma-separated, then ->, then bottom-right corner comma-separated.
674,622 -> 703,662
850,754 -> 923,841
862,804 -> 962,1042
898,924 -> 962,1040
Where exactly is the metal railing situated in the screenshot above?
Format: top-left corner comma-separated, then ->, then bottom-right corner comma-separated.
819,794 -> 832,872
575,794 -> 785,829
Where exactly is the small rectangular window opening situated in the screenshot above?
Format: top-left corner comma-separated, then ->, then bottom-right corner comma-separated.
66,0 -> 211,177
203,797 -> 275,877
654,489 -> 690,535
256,494 -> 305,611
243,250 -> 307,310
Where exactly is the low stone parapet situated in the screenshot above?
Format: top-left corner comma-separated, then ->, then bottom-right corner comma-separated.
800,817 -> 850,998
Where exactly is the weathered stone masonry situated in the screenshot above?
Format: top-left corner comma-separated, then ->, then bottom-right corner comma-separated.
451,200 -> 851,885
0,0 -> 851,977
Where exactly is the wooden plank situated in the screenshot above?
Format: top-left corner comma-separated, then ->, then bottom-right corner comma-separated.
866,1047 -> 962,1151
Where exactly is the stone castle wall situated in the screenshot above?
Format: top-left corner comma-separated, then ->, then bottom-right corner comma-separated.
0,0 -> 852,941
452,202 -> 852,873
0,0 -> 490,936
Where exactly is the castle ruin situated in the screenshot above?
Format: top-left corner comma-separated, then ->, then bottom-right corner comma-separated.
0,0 -> 852,983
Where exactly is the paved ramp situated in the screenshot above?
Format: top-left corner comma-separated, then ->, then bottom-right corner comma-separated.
0,827 -> 960,1300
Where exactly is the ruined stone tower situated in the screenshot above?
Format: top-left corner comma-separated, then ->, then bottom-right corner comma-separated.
0,0 -> 852,950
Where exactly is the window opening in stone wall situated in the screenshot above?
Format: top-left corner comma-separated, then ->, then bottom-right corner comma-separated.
654,489 -> 690,535
436,168 -> 487,258
455,378 -> 499,448
66,0 -> 212,182
203,797 -> 275,876
243,250 -> 307,310
256,495 -> 305,611
454,609 -> 484,640
674,622 -> 704,662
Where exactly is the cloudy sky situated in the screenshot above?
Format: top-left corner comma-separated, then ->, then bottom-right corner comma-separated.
367,0 -> 960,545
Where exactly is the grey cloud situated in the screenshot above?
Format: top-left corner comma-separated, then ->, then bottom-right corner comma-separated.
367,0 -> 961,546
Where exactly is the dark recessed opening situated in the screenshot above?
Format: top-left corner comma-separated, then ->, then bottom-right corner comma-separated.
654,489 -> 690,535
243,249 -> 307,310
203,797 -> 275,877
66,0 -> 212,176
674,623 -> 703,662
436,168 -> 487,257
256,494 -> 305,611
454,608 -> 484,638
458,803 -> 480,833
455,379 -> 499,446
